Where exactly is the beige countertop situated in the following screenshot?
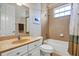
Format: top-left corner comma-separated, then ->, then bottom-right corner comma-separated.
0,36 -> 42,53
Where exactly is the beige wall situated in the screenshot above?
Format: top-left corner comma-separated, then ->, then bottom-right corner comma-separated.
41,4 -> 49,39
48,8 -> 70,42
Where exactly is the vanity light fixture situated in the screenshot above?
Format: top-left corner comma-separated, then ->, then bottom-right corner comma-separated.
16,2 -> 22,6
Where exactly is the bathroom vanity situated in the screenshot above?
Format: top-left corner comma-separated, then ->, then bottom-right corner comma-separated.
0,36 -> 43,56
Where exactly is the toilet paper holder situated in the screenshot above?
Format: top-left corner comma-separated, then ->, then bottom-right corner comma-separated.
60,33 -> 64,37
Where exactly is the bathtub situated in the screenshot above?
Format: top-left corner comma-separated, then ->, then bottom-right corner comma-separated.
44,39 -> 70,55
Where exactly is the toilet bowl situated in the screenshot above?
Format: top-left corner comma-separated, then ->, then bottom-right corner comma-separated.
40,44 -> 54,54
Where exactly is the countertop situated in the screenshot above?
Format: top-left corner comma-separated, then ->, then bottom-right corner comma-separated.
0,36 -> 42,53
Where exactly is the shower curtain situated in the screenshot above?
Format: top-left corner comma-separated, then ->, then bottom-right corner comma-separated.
68,4 -> 79,56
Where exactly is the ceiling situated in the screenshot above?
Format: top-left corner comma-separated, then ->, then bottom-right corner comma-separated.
47,3 -> 66,9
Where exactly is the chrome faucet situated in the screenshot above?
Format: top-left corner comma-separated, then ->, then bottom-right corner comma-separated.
17,35 -> 20,40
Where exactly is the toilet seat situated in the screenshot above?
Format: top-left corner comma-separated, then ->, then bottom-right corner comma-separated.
40,44 -> 54,53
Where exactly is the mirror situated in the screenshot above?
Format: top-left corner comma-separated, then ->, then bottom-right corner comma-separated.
0,3 -> 29,36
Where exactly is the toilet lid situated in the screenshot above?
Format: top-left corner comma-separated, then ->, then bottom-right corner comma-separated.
40,44 -> 54,50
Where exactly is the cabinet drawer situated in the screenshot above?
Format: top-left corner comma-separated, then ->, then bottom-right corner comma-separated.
28,39 -> 42,51
21,53 -> 28,56
2,45 -> 27,56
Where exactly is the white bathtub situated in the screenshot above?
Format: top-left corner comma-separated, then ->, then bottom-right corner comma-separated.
44,39 -> 70,55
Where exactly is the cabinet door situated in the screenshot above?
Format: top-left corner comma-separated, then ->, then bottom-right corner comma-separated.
21,53 -> 28,56
28,47 -> 40,56
1,45 -> 27,56
28,39 -> 42,51
23,53 -> 28,56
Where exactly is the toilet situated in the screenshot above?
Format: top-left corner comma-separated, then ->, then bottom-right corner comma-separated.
40,44 -> 54,56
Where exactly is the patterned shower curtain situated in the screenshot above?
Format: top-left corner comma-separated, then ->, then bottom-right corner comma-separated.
68,3 -> 79,56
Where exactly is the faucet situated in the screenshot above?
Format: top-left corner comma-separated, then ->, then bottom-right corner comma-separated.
17,35 -> 20,40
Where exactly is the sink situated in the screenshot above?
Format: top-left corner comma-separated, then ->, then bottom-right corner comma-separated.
12,36 -> 30,44
12,39 -> 30,44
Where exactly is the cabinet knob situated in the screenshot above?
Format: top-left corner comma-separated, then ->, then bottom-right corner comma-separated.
16,52 -> 20,55
28,53 -> 32,56
34,45 -> 37,46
